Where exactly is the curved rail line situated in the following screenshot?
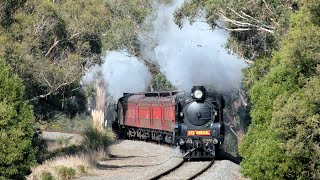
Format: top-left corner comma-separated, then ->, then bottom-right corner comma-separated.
187,160 -> 215,180
150,160 -> 186,180
150,159 -> 214,180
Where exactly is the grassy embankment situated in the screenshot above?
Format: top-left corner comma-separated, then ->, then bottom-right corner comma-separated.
30,115 -> 116,180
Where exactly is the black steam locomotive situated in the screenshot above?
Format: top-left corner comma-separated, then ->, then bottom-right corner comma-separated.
113,86 -> 225,159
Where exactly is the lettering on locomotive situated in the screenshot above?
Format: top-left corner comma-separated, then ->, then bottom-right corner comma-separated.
187,130 -> 211,136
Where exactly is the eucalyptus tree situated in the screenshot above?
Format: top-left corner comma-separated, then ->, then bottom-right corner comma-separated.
174,0 -> 298,60
0,0 -> 152,120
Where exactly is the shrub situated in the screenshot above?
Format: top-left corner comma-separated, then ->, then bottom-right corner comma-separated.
57,166 -> 76,180
41,171 -> 55,180
0,59 -> 36,179
82,127 -> 116,151
77,165 -> 89,175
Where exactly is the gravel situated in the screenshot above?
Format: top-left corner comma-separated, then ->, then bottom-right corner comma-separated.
80,140 -> 184,180
161,161 -> 211,180
196,160 -> 248,180
79,140 -> 248,180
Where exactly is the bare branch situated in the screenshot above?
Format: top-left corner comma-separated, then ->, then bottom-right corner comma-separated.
224,122 -> 240,138
261,0 -> 277,17
45,32 -> 82,57
227,7 -> 249,21
42,75 -> 53,88
240,11 -> 275,30
220,11 -> 274,33
45,38 -> 62,57
224,27 -> 253,32
257,27 -> 274,34
28,71 -> 82,101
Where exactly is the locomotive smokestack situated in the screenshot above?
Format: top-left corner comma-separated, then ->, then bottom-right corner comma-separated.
191,86 -> 206,93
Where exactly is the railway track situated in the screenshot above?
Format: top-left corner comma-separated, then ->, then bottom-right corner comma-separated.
39,129 -> 82,135
150,159 -> 186,180
150,159 -> 214,180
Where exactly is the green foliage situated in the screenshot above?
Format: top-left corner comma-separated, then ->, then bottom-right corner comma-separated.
0,0 -> 153,120
38,114 -> 92,132
103,0 -> 152,54
175,0 -> 297,59
41,171 -> 55,180
57,166 -> 76,180
240,1 -> 320,179
0,59 -> 36,179
82,127 -> 116,151
151,72 -> 175,91
77,165 -> 89,175
243,56 -> 272,89
0,0 -> 27,27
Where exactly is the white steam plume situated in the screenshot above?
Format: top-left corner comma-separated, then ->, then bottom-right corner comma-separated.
140,0 -> 247,92
82,51 -> 151,100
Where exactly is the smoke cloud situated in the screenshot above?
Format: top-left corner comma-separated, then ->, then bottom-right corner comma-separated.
83,0 -> 247,102
82,51 -> 151,100
140,0 -> 247,92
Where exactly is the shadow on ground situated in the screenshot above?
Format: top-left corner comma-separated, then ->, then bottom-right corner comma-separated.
216,150 -> 242,164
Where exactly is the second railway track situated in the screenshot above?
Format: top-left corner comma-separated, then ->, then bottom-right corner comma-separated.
150,159 -> 214,180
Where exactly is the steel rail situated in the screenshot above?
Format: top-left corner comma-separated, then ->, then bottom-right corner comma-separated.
40,129 -> 82,135
149,159 -> 186,180
187,160 -> 215,180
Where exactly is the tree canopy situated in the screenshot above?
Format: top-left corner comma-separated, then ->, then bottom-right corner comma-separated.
175,0 -> 297,60
0,0 -> 152,120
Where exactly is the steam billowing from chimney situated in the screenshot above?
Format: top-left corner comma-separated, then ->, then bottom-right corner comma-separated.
140,0 -> 247,92
83,0 -> 247,102
82,51 -> 151,100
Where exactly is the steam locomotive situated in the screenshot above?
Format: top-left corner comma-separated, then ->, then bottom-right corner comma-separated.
112,86 -> 225,159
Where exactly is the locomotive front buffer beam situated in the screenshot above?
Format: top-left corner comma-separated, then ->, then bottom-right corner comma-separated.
179,137 -> 218,159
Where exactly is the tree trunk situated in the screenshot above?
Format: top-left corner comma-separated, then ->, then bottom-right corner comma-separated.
92,73 -> 105,131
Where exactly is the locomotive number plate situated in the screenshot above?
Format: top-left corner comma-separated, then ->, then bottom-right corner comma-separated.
187,130 -> 211,136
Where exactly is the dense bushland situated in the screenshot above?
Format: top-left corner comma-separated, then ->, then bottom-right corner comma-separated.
0,0 -> 152,178
0,0 -> 152,120
178,0 -> 320,179
240,1 -> 320,178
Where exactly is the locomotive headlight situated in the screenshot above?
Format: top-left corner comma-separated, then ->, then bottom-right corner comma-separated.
194,90 -> 203,99
213,138 -> 219,144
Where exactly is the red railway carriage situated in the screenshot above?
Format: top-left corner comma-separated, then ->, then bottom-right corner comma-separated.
123,93 -> 176,132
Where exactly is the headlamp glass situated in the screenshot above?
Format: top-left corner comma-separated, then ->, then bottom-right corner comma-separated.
194,90 -> 203,99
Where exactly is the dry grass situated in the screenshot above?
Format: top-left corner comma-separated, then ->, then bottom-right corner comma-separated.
29,125 -> 116,179
46,135 -> 83,152
28,150 -> 107,180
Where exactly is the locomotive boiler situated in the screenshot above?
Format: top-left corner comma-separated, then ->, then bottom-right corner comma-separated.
112,86 -> 225,159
